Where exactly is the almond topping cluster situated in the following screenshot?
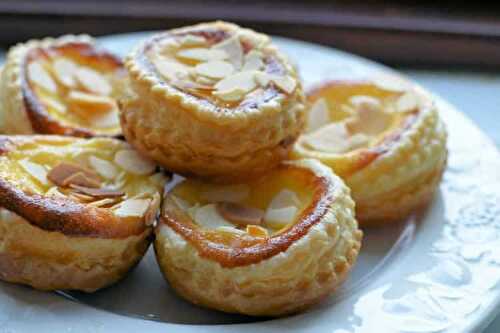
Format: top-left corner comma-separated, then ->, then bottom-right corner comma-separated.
26,54 -> 119,129
150,33 -> 297,103
303,87 -> 424,154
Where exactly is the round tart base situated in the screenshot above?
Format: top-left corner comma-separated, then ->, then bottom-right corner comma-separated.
154,159 -> 362,316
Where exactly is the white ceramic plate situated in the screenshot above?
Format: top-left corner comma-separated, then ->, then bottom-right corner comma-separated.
1,32 -> 499,333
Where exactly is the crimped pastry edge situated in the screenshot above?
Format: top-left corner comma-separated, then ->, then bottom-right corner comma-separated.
154,159 -> 362,316
0,208 -> 151,292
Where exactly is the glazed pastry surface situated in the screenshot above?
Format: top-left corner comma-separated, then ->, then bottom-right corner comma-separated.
155,159 -> 362,316
0,35 -> 125,137
121,21 -> 306,180
0,135 -> 167,291
293,80 -> 448,225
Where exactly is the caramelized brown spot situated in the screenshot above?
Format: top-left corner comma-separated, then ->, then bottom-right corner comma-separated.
70,184 -> 124,198
216,202 -> 264,226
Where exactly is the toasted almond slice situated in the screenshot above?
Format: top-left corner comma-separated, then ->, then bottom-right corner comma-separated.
176,48 -> 228,62
268,189 -> 300,210
214,71 -> 257,94
395,92 -> 419,113
114,198 -> 150,217
349,95 -> 381,110
347,108 -> 391,136
242,50 -> 264,71
195,60 -> 234,79
75,67 -> 112,96
88,197 -> 119,208
212,88 -> 246,102
114,149 -> 156,175
70,184 -> 124,198
43,96 -> 67,114
246,225 -> 269,238
88,156 -> 118,180
192,204 -> 234,229
152,57 -> 189,81
307,98 -> 330,132
19,159 -> 48,185
264,206 -> 298,229
62,172 -> 101,188
27,62 -> 57,93
212,35 -> 243,69
68,90 -> 116,112
200,184 -> 250,203
47,162 -> 100,187
52,58 -> 78,87
69,191 -> 95,202
303,123 -> 352,154
178,35 -> 207,47
216,202 -> 264,226
91,109 -> 120,128
271,75 -> 296,94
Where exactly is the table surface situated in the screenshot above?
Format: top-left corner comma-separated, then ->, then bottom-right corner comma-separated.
0,46 -> 498,330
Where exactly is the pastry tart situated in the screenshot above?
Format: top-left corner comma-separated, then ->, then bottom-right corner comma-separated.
155,159 -> 362,316
293,80 -> 448,225
0,35 -> 125,137
121,21 -> 306,180
0,135 -> 167,292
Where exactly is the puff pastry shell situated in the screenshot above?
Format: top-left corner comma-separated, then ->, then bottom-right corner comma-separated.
155,159 -> 362,316
0,35 -> 125,137
121,21 -> 305,180
293,80 -> 447,226
0,135 -> 167,291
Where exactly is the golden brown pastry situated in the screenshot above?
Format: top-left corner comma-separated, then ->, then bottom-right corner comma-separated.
155,159 -> 362,316
0,35 -> 125,137
292,80 -> 447,226
121,21 -> 306,180
0,135 -> 167,292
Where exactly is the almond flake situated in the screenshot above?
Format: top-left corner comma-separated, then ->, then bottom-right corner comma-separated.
91,109 -> 120,128
212,35 -> 243,69
19,159 -> 48,185
68,90 -> 116,112
349,95 -> 381,110
178,35 -> 207,47
114,198 -> 150,217
52,58 -> 78,87
152,57 -> 189,81
43,96 -> 67,114
214,71 -> 256,94
212,88 -> 246,102
75,67 -> 112,96
307,98 -> 330,132
395,92 -> 419,113
200,184 -> 250,203
88,197 -> 119,208
246,225 -> 268,238
114,149 -> 156,175
216,202 -> 264,226
268,189 -> 300,210
69,192 -> 95,202
27,62 -> 57,93
192,204 -> 234,229
62,172 -> 101,188
194,75 -> 217,86
347,108 -> 391,136
271,75 -> 296,94
195,60 -> 234,79
47,162 -> 100,187
242,51 -> 264,71
88,156 -> 118,180
176,48 -> 228,62
70,184 -> 124,198
254,71 -> 271,87
264,206 -> 298,229
304,123 -> 360,154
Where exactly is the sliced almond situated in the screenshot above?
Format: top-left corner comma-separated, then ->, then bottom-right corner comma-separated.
47,162 -> 100,187
192,204 -> 234,229
264,206 -> 298,229
114,198 -> 150,217
114,149 -> 156,175
43,96 -> 67,114
194,75 -> 217,86
52,58 -> 78,87
200,184 -> 249,203
171,195 -> 191,211
88,156 -> 118,180
152,57 -> 189,81
178,35 -> 207,47
19,159 -> 48,185
68,90 -> 116,112
212,88 -> 246,102
212,35 -> 243,69
271,75 -> 296,94
176,48 -> 228,62
395,92 -> 419,113
307,98 -> 330,132
69,192 -> 96,202
254,71 -> 271,87
62,172 -> 101,188
242,51 -> 264,71
91,109 -> 120,128
246,225 -> 269,238
70,184 -> 124,198
27,62 -> 57,93
268,189 -> 300,210
303,123 -> 353,154
216,202 -> 264,226
347,108 -> 391,136
88,197 -> 119,208
75,67 -> 112,96
349,95 -> 381,110
195,60 -> 234,79
214,71 -> 257,94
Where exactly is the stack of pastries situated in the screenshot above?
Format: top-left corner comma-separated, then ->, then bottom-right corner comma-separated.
0,21 -> 447,316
